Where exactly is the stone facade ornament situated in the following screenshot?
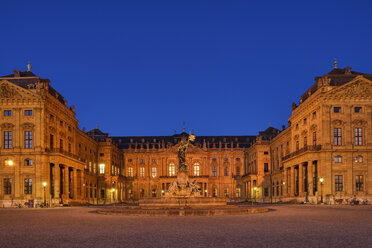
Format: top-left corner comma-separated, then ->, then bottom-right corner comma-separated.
0,83 -> 21,98
0,123 -> 15,129
352,119 -> 367,127
332,119 -> 344,126
310,124 -> 317,131
21,122 -> 35,129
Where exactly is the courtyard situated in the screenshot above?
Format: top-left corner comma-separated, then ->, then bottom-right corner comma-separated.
0,205 -> 371,247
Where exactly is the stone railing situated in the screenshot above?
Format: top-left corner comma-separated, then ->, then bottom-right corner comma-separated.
282,145 -> 321,161
45,148 -> 86,162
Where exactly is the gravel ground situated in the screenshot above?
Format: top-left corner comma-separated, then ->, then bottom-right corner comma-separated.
0,205 -> 371,248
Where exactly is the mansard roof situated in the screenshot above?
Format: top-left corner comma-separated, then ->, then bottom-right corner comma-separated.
299,67 -> 372,104
0,70 -> 66,104
111,134 -> 256,149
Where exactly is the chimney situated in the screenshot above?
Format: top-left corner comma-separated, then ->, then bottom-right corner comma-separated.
282,125 -> 285,130
14,70 -> 21,77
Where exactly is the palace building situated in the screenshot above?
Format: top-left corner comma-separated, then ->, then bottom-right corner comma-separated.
0,63 -> 371,206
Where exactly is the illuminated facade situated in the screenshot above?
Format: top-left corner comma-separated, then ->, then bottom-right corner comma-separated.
0,64 -> 371,206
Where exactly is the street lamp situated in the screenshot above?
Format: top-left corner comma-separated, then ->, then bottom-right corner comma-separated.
7,160 -> 13,166
319,177 -> 324,203
42,182 -> 47,206
204,189 -> 207,197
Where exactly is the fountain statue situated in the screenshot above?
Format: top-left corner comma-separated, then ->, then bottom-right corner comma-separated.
166,134 -> 201,197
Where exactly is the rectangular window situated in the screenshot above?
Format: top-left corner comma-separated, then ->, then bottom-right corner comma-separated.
50,134 -> 54,149
304,136 -> 307,147
355,128 -> 362,146
151,167 -> 157,178
212,166 -> 217,177
312,111 -> 316,119
99,164 -> 105,174
264,151 -> 269,155
356,175 -> 364,192
224,167 -> 229,176
4,178 -> 12,194
313,132 -> 316,146
236,166 -> 240,176
25,131 -> 33,148
140,167 -> 145,177
334,107 -> 341,113
264,163 -> 269,172
25,159 -> 32,166
303,118 -> 307,125
4,131 -> 12,149
334,128 -> 342,146
264,188 -> 269,197
24,178 -> 32,194
60,139 -> 63,150
354,107 -> 362,113
335,175 -> 343,191
128,167 -> 133,177
68,143 -> 71,153
25,110 -> 33,116
169,164 -> 175,176
194,165 -> 200,176
334,156 -> 342,163
296,141 -> 299,151
4,110 -> 12,116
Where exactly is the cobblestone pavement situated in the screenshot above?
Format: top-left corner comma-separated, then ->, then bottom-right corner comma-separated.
0,205 -> 371,248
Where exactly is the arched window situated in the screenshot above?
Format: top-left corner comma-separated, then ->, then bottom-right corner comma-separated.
334,156 -> 342,163
152,167 -> 157,178
193,163 -> 200,176
169,163 -> 175,176
224,188 -> 229,197
152,188 -> 157,197
355,156 -> 363,163
212,188 -> 217,197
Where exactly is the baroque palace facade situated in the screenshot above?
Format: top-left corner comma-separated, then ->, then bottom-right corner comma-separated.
0,64 -> 371,206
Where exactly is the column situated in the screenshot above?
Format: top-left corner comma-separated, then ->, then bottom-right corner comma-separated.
80,170 -> 84,200
299,164 -> 303,196
73,168 -> 78,199
308,162 -> 313,196
54,165 -> 60,200
291,167 -> 295,197
64,166 -> 69,200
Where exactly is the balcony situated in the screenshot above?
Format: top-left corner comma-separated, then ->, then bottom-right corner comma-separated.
281,145 -> 321,161
45,148 -> 86,162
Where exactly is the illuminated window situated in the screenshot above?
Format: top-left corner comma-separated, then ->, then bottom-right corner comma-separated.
169,163 -> 175,176
224,188 -> 229,197
355,156 -> 363,163
193,163 -> 200,176
128,167 -> 133,177
356,175 -> 364,191
152,167 -> 157,178
335,175 -> 343,191
140,167 -> 145,177
99,164 -> 105,174
24,178 -> 32,194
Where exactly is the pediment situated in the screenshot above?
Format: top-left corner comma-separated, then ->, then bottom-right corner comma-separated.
326,77 -> 372,99
0,80 -> 40,100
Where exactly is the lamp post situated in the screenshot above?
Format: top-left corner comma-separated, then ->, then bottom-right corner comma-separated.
319,177 -> 324,203
204,189 -> 207,197
253,187 -> 257,204
7,160 -> 14,207
42,182 -> 47,206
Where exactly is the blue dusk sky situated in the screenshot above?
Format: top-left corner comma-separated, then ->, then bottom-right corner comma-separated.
1,0 -> 371,136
